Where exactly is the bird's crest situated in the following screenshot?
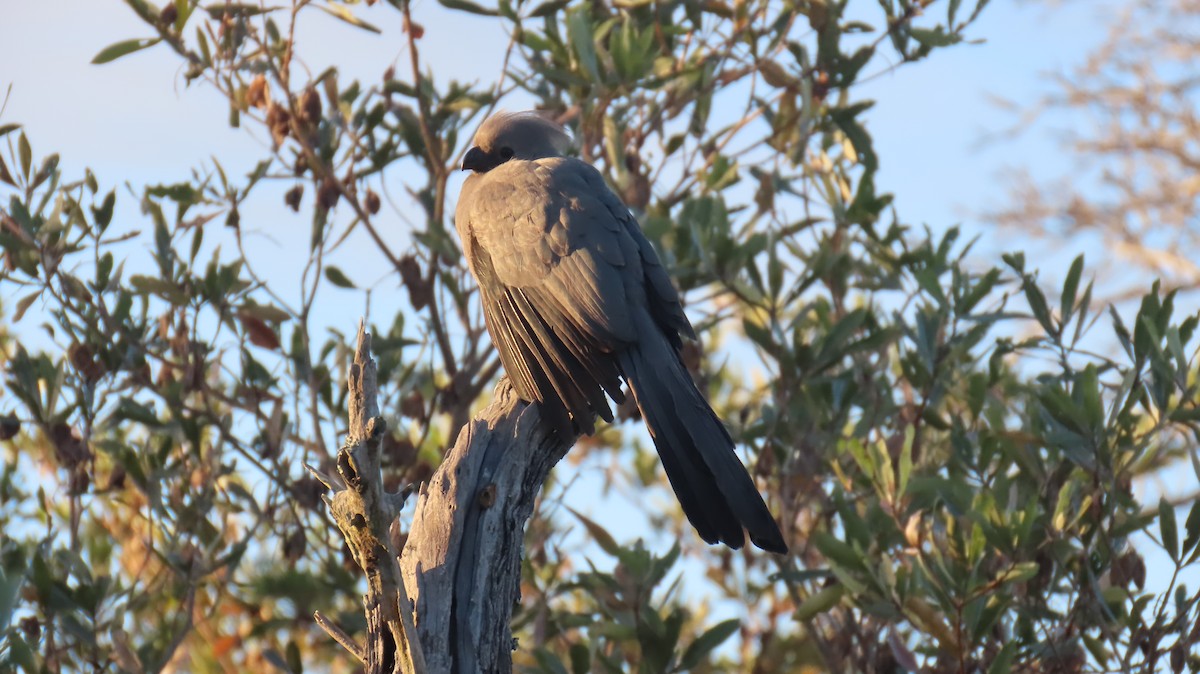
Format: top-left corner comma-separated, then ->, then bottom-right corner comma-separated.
473,110 -> 572,158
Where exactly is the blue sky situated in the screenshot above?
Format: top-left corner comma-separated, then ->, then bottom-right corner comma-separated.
1,1 -> 1114,227
4,0 -> 1195,646
1,0 -> 1133,361
0,0 -> 1124,301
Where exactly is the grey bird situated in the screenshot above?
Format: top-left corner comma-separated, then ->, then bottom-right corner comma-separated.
455,111 -> 787,553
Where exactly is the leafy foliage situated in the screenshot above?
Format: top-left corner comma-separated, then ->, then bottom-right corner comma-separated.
1,0 -> 1198,672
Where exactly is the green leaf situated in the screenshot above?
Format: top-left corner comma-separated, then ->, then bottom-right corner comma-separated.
956,268 -> 1000,316
18,132 -> 31,179
96,252 -> 114,291
1072,278 -> 1094,346
1109,305 -> 1134,358
1133,287 -> 1162,362
13,291 -> 39,322
1082,634 -> 1111,669
30,153 -> 57,190
830,103 -> 877,172
676,619 -> 740,671
0,559 -> 24,633
1051,478 -> 1078,532
769,567 -> 833,584
1159,497 -> 1178,561
812,531 -> 867,572
742,317 -> 776,353
437,0 -> 498,15
1078,364 -> 1102,431
91,189 -> 115,230
569,643 -> 590,674
566,507 -> 620,556
844,437 -> 875,481
147,182 -> 200,206
988,643 -> 1017,674
239,302 -> 291,323
1181,499 -> 1200,562
0,123 -> 20,138
91,37 -> 162,64
315,3 -> 383,31
324,266 -> 355,289
202,3 -> 282,18
528,0 -> 570,15
534,649 -> 570,674
995,561 -> 1039,585
874,435 -> 895,500
6,634 -> 36,672
897,425 -> 914,498
130,273 -> 186,303
195,25 -> 212,66
1061,254 -> 1083,324
124,0 -> 158,22
793,583 -> 844,621
113,291 -> 133,323
837,45 -> 876,84
190,225 -> 204,262
114,398 -> 163,427
910,26 -> 962,48
1023,276 -> 1056,336
0,153 -> 14,186
173,0 -> 192,30
567,8 -> 601,81
948,0 -> 964,25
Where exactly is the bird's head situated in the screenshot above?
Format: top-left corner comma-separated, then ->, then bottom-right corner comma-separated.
461,111 -> 572,173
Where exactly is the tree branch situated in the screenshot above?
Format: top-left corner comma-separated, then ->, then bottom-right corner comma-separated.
314,321 -> 424,674
320,320 -> 573,673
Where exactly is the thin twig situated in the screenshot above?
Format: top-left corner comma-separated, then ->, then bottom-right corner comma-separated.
314,611 -> 367,664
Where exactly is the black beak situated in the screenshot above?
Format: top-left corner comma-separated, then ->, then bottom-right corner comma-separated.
461,146 -> 493,173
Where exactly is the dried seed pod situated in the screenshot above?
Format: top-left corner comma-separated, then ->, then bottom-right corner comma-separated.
364,189 -> 381,215
246,74 -> 269,110
317,177 -> 340,210
397,254 -> 429,310
50,423 -> 91,469
285,184 -> 303,212
68,343 -> 105,381
284,528 -> 307,563
159,2 -> 177,26
300,87 -> 321,125
400,390 -> 425,420
266,101 -> 291,146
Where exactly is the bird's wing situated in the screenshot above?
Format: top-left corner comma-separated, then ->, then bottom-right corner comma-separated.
584,171 -> 696,344
455,157 -> 686,433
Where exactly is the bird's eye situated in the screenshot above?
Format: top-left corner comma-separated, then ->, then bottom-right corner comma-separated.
499,147 -> 515,160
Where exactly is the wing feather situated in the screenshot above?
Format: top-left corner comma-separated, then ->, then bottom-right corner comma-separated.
582,170 -> 696,342
508,288 -> 610,431
456,156 -> 685,430
478,289 -> 549,403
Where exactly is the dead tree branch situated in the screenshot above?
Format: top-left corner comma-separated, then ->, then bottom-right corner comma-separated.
317,321 -> 572,673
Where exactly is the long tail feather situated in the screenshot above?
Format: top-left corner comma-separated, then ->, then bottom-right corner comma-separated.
618,311 -> 787,553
